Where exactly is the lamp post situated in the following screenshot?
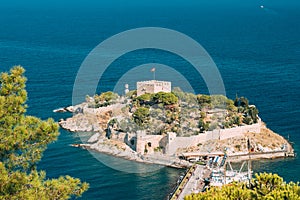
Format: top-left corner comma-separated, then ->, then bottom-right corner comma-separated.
151,67 -> 156,80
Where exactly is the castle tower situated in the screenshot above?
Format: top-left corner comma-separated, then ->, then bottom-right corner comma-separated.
136,80 -> 171,96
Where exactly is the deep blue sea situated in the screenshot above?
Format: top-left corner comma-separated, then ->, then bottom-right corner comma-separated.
0,0 -> 299,199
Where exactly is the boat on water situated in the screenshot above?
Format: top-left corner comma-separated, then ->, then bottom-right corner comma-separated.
206,152 -> 252,187
210,168 -> 250,187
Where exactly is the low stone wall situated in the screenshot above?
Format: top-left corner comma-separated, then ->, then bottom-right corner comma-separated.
171,134 -> 206,150
206,130 -> 221,141
219,122 -> 261,140
166,122 -> 261,155
227,151 -> 288,162
166,130 -> 220,155
135,122 -> 262,155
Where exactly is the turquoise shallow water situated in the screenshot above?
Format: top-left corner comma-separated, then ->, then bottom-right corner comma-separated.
0,0 -> 299,199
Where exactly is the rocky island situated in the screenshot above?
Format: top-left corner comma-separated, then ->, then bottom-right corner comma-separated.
57,80 -> 295,168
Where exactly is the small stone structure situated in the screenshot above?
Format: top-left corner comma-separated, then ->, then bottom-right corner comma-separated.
136,80 -> 171,96
135,131 -> 164,154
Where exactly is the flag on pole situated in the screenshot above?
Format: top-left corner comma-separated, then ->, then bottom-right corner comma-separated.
151,67 -> 156,72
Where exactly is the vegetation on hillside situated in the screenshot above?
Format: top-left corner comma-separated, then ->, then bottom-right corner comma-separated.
130,87 -> 258,136
133,107 -> 150,126
85,87 -> 259,137
0,66 -> 88,199
87,91 -> 119,108
87,83 -> 259,136
184,173 -> 300,200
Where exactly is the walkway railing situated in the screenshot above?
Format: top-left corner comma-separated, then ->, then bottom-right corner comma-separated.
170,164 -> 197,200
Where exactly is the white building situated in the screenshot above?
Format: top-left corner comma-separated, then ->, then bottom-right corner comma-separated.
136,80 -> 171,96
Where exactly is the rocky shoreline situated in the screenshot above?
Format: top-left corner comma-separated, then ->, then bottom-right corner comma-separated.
58,102 -> 126,132
71,138 -> 192,169
66,125 -> 295,169
70,132 -> 294,170
56,92 -> 295,169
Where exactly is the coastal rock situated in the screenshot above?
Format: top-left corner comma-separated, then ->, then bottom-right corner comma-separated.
59,113 -> 100,132
58,102 -> 127,133
65,106 -> 75,113
88,132 -> 100,143
65,103 -> 87,114
53,107 -> 67,113
93,125 -> 102,132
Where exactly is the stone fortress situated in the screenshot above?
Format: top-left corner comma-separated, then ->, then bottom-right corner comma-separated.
136,80 -> 171,96
58,78 -> 295,167
122,80 -> 262,156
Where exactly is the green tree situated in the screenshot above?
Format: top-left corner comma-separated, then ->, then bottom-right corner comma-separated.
197,95 -> 211,108
243,116 -> 253,125
233,115 -> 242,126
152,92 -> 178,105
100,91 -> 118,102
234,96 -> 249,108
136,93 -> 152,104
133,107 -> 150,126
198,119 -> 209,132
0,66 -> 88,199
208,122 -> 218,131
211,95 -> 228,109
226,99 -> 237,112
93,91 -> 119,107
248,106 -> 259,123
200,111 -> 206,119
184,173 -> 300,200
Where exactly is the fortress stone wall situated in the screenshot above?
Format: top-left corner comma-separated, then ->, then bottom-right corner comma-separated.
219,122 -> 261,140
135,121 -> 262,155
135,131 -> 164,154
165,130 -> 221,155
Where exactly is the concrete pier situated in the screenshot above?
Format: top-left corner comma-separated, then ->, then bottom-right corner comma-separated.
170,165 -> 211,200
227,150 -> 295,162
